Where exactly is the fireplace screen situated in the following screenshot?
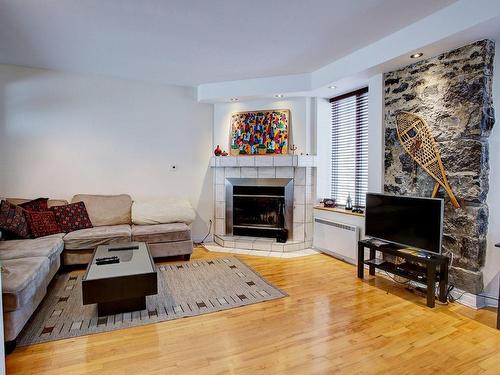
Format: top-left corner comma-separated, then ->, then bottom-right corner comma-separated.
225,178 -> 293,239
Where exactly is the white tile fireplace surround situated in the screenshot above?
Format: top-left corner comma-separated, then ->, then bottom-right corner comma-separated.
211,155 -> 316,252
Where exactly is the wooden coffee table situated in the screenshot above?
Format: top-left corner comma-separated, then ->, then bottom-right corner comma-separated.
82,242 -> 157,316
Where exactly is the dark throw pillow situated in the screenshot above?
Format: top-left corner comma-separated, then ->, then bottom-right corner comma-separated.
18,197 -> 49,212
0,200 -> 31,239
25,210 -> 61,238
50,201 -> 93,233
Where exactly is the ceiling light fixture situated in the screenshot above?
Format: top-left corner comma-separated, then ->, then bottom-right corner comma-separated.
410,52 -> 423,59
328,85 -> 337,89
274,94 -> 284,98
230,98 -> 238,102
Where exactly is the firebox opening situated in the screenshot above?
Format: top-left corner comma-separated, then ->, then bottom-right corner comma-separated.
225,178 -> 293,240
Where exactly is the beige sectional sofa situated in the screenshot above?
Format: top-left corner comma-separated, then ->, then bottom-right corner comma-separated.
1,194 -> 195,350
0,233 -> 64,346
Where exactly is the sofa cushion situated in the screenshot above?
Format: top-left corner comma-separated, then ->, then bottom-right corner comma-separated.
0,237 -> 64,261
71,194 -> 132,226
63,224 -> 131,250
39,233 -> 66,240
18,198 -> 49,212
0,200 -> 31,239
131,223 -> 191,243
24,210 -> 62,238
1,257 -> 50,312
7,198 -> 68,208
131,198 -> 195,225
50,201 -> 93,233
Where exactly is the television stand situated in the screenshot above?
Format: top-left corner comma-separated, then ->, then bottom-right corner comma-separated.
357,239 -> 449,308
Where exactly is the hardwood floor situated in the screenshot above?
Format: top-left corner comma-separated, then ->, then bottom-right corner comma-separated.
6,247 -> 500,374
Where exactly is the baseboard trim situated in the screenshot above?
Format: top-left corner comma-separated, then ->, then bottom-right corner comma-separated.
449,289 -> 498,310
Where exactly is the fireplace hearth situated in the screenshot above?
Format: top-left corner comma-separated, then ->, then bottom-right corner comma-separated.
225,178 -> 293,240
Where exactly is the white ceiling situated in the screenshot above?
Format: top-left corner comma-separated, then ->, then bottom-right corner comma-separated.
0,0 -> 456,86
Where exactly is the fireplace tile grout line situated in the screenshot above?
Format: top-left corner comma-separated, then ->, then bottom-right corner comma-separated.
203,243 -> 319,258
213,234 -> 312,253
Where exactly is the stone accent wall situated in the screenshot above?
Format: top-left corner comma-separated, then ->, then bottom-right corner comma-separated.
384,40 -> 495,293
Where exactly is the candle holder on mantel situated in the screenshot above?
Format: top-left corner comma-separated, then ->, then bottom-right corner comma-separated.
290,144 -> 297,155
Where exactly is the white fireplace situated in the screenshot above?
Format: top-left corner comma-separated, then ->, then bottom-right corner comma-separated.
211,155 -> 316,252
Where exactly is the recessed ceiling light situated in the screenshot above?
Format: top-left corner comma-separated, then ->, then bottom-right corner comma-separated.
410,52 -> 423,59
328,85 -> 337,89
274,94 -> 284,98
230,98 -> 238,102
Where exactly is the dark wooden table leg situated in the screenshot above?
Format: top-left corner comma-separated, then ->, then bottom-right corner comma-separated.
369,248 -> 376,276
438,261 -> 448,303
426,265 -> 436,308
357,243 -> 364,279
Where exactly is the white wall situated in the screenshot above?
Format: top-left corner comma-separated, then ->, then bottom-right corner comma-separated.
482,41 -> 500,302
316,76 -> 384,200
367,74 -> 384,194
316,97 -> 331,200
213,97 -> 314,155
0,65 -> 214,240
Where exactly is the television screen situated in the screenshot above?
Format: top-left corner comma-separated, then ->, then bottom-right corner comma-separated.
365,193 -> 444,254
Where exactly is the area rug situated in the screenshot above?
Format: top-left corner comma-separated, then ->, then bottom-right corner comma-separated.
17,257 -> 286,346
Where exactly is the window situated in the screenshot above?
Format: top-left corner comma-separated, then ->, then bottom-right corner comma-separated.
330,87 -> 368,207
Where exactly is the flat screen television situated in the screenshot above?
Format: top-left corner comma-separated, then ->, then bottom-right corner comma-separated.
365,193 -> 444,254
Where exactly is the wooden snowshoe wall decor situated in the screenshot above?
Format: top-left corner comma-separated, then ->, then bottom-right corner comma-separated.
395,111 -> 461,208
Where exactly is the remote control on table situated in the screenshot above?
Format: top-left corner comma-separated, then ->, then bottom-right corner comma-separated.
96,256 -> 120,265
109,246 -> 139,251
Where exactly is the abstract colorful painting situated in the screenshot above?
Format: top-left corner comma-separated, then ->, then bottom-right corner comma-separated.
230,110 -> 289,155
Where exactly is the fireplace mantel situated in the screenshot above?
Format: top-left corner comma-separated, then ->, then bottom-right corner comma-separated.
210,155 -> 316,168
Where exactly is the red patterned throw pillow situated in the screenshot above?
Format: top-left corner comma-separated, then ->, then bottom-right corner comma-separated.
50,201 -> 93,233
0,200 -> 31,239
24,210 -> 62,238
18,197 -> 49,212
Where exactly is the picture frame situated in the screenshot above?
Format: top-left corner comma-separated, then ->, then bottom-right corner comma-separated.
230,109 -> 290,155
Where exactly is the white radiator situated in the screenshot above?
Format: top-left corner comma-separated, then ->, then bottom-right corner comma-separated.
313,218 -> 359,265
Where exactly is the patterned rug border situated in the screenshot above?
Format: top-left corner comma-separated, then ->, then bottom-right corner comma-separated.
17,256 -> 287,347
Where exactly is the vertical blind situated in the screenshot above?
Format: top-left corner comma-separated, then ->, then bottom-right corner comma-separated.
330,87 -> 368,207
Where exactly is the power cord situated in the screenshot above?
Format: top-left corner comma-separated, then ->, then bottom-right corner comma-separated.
444,252 -> 494,304
382,270 -> 411,286
383,269 -> 449,304
378,253 -> 493,305
194,219 -> 212,246
443,251 -> 459,303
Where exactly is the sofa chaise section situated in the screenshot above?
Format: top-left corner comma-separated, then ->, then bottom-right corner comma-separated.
0,236 -> 65,278
0,236 -> 64,344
